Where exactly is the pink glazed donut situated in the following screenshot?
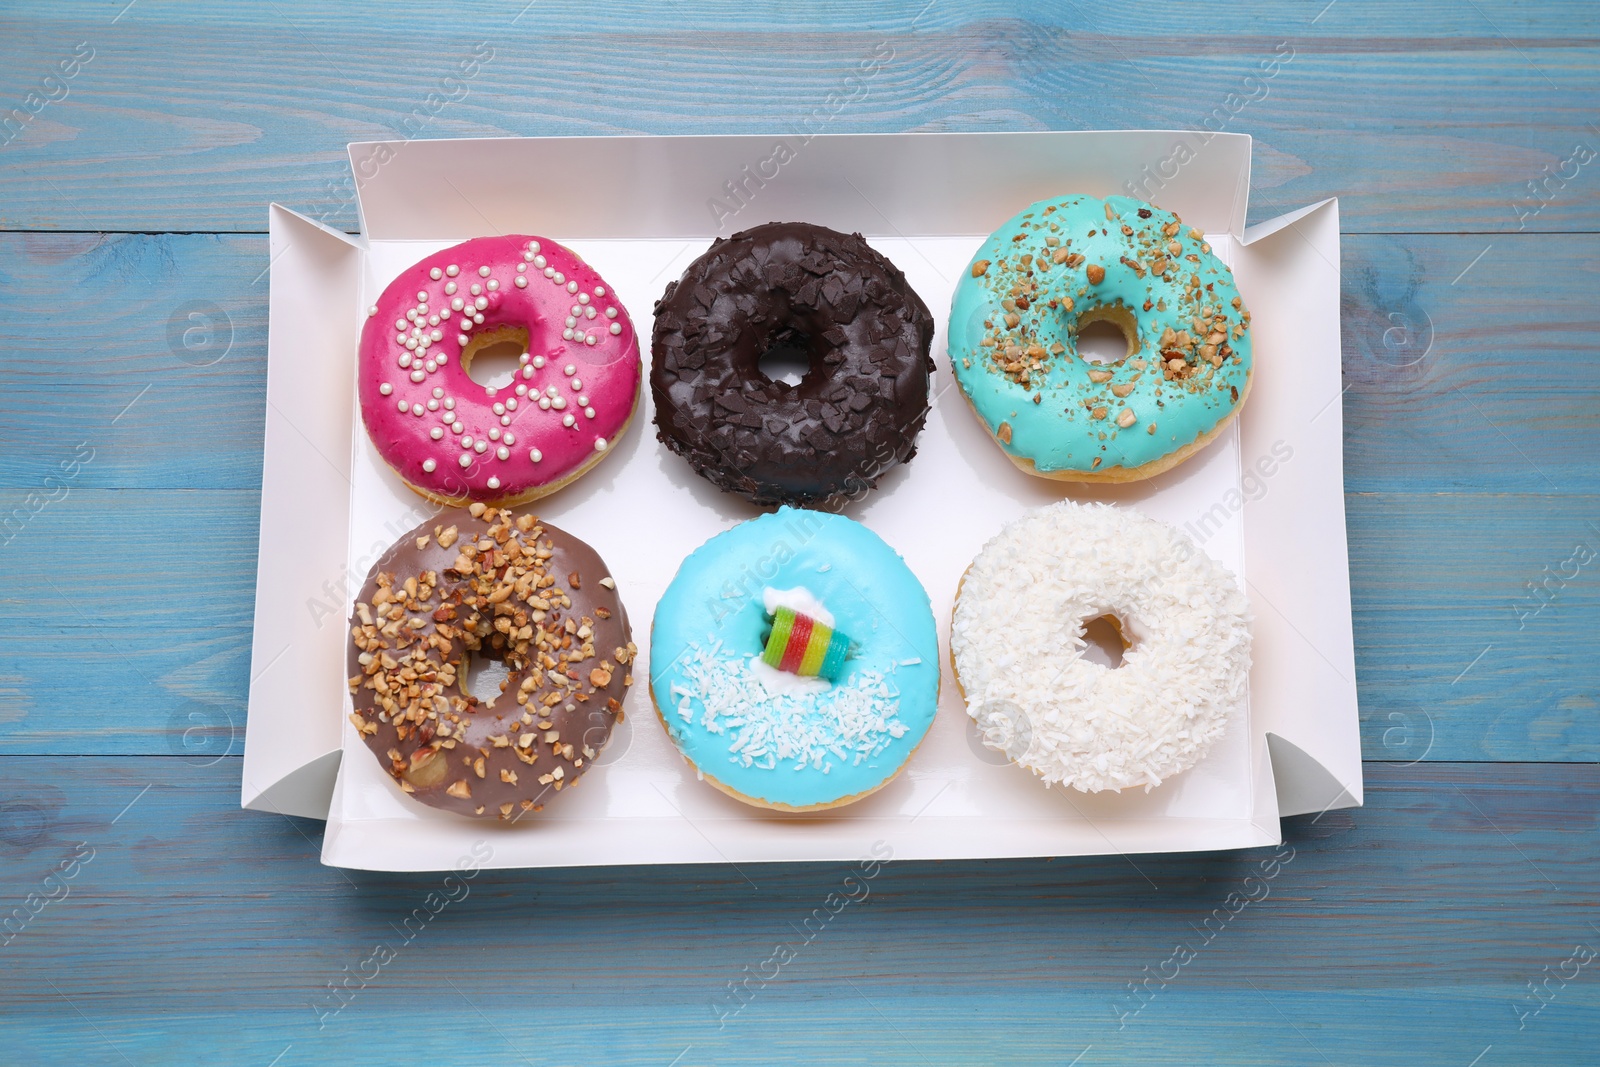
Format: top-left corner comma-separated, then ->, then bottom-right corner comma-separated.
359,235 -> 641,504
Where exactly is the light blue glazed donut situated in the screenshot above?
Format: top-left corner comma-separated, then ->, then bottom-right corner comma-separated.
948,194 -> 1253,481
649,507 -> 940,811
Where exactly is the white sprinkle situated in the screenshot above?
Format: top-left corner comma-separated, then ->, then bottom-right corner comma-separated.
432,387 -> 444,398
422,458 -> 438,473
530,449 -> 543,463
426,398 -> 438,410
479,265 -> 491,277
565,316 -> 577,329
474,440 -> 488,454
487,476 -> 500,490
563,363 -> 576,375
487,279 -> 499,291
552,397 -> 567,410
503,431 -> 516,445
501,415 -> 511,426
578,293 -> 590,305
457,334 -> 470,346
462,435 -> 473,448
534,254 -> 546,268
410,369 -> 426,383
496,446 -> 510,460
584,334 -> 597,346
528,240 -> 540,253
396,400 -> 408,412
379,382 -> 393,396
416,290 -> 428,302
605,307 -> 618,319
489,427 -> 501,440
594,286 -> 605,296
523,250 -> 535,262
543,267 -> 555,278
522,366 -> 535,379
446,264 -> 459,277
584,407 -> 595,418
475,296 -> 488,310
577,394 -> 589,405
470,283 -> 482,296
516,384 -> 528,395
554,272 -> 565,284
566,280 -> 578,294
411,403 -> 424,416
533,355 -> 547,369
515,276 -> 528,288
459,453 -> 471,468
425,360 -> 437,373
445,281 -> 457,295
429,267 -> 442,280
538,397 -> 551,410
473,313 -> 483,324
444,398 -> 455,410
506,398 -> 518,411
594,438 -> 607,452
430,427 -> 444,440
451,297 -> 464,311
571,378 -> 583,391
368,305 -> 379,317
585,307 -> 597,320
562,413 -> 575,427
609,322 -> 623,335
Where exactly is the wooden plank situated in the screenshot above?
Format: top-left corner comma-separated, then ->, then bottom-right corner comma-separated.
1,488 -> 1595,761
1,3 -> 1597,233
0,758 -> 1593,1063
2,231 -> 1597,493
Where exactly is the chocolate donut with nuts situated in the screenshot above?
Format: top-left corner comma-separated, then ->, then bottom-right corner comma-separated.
346,504 -> 636,820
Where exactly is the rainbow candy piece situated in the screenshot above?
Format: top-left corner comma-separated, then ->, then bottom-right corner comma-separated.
761,607 -> 852,681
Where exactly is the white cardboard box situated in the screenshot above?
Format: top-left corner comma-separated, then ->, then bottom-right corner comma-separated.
243,132 -> 1359,870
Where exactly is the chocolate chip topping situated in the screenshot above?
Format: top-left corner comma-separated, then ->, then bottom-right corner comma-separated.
346,505 -> 636,820
651,222 -> 934,506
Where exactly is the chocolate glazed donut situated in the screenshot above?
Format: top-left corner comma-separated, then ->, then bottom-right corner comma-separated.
651,222 -> 935,506
347,505 -> 637,820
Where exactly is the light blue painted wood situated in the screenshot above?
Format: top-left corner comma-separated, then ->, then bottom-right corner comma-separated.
2,3 -> 1599,1063
0,2 -> 1597,233
0,760 -> 1594,1064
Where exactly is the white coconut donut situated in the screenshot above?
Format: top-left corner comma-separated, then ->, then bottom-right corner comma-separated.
951,501 -> 1251,792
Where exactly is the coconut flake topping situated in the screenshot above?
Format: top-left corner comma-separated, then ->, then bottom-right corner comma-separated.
952,501 -> 1251,793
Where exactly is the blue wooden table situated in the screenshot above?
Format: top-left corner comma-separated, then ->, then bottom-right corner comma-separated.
3,2 -> 1597,1063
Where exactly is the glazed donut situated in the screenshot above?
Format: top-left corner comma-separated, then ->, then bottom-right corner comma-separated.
359,235 -> 641,505
948,195 -> 1253,482
651,222 -> 935,506
347,504 -> 637,819
951,501 -> 1251,792
649,507 -> 939,811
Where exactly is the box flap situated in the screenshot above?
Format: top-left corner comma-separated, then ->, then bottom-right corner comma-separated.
241,205 -> 361,819
348,131 -> 1252,241
1234,199 -> 1363,815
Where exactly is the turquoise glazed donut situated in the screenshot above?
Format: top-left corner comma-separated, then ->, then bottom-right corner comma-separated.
948,194 -> 1253,482
649,507 -> 940,811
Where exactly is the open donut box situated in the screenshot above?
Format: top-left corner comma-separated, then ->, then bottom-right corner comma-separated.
243,131 -> 1358,871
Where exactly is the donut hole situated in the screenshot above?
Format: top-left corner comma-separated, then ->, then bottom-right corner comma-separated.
1079,613 -> 1131,669
1074,305 -> 1139,365
461,325 -> 528,392
756,325 -> 814,387
459,648 -> 513,707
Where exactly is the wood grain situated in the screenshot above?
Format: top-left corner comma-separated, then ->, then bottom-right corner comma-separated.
0,758 -> 1593,1064
1,2 -> 1597,233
